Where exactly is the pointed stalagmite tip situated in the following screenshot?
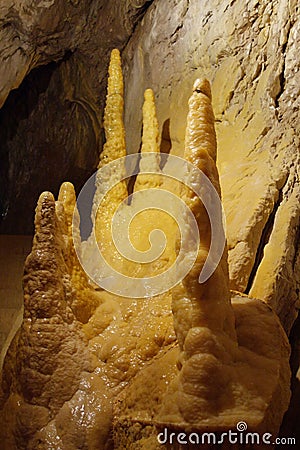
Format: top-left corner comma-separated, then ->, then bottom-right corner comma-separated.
185,77 -> 216,163
58,182 -> 77,229
133,86 -> 160,193
37,191 -> 55,207
99,47 -> 126,168
35,191 -> 56,232
141,87 -> 159,154
58,181 -> 76,204
107,48 -> 123,97
111,48 -> 120,59
193,78 -> 212,99
144,88 -> 155,102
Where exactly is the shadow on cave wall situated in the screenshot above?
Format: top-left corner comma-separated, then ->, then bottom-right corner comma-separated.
277,312 -> 300,447
0,51 -> 103,235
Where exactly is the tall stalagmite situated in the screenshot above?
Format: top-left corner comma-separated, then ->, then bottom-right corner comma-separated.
113,79 -> 291,450
93,49 -> 128,274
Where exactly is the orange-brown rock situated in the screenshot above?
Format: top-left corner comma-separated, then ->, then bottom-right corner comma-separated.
0,52 -> 292,450
113,79 -> 291,449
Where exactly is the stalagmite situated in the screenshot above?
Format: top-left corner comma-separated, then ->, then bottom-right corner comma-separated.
57,182 -> 99,323
92,48 -> 128,274
172,79 -> 236,350
113,79 -> 291,449
0,192 -> 92,449
134,88 -> 161,192
164,79 -> 237,421
126,88 -> 177,280
0,51 -> 293,449
98,49 -> 127,167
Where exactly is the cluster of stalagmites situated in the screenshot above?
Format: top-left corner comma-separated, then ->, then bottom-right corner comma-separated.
0,50 -> 291,449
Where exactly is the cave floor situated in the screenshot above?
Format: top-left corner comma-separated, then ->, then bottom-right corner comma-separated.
0,235 -> 32,368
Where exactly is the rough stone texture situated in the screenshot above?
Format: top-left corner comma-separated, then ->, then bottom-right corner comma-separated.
0,0 -> 154,109
112,78 -> 291,448
122,0 -> 300,333
0,0 -> 154,234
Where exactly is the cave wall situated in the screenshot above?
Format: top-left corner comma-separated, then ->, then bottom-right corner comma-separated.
0,55 -> 101,234
122,0 -> 300,332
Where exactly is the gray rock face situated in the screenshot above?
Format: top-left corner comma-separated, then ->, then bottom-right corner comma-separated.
0,0 -> 153,108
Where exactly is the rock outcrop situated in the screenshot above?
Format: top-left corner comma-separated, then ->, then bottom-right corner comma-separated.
0,0 -> 299,446
1,0 -> 298,332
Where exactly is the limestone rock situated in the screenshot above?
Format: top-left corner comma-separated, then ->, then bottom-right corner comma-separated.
0,53 -> 177,447
0,192 -> 93,449
0,184 -> 176,449
0,0 -> 154,109
113,294 -> 290,449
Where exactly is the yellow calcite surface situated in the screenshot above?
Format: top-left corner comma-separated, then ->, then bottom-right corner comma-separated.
126,88 -> 177,279
114,295 -> 290,449
57,182 -> 99,323
93,49 -> 128,275
149,80 -> 289,438
0,51 -> 291,450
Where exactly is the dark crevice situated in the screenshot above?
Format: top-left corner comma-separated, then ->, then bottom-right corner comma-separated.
292,226 -> 300,271
274,61 -> 286,110
127,143 -> 142,201
124,0 -> 154,48
171,22 -> 184,39
274,23 -> 292,109
278,314 -> 300,446
168,0 -> 190,43
170,1 -> 190,41
245,188 -> 284,294
202,10 -> 213,26
160,118 -> 171,169
132,0 -> 153,22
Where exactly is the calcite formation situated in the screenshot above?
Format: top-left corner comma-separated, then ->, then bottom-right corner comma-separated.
0,50 -> 291,449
